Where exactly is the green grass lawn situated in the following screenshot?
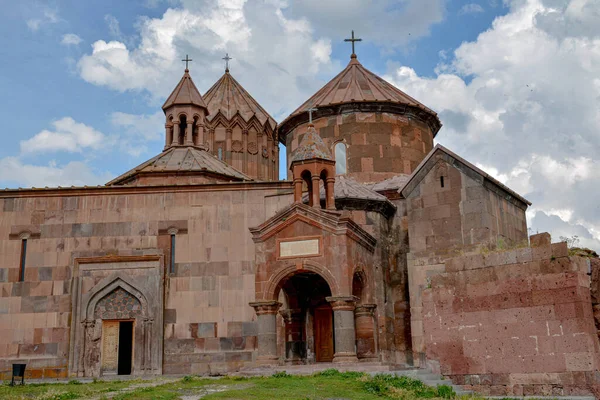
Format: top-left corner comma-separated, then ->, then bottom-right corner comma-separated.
0,369 -> 474,400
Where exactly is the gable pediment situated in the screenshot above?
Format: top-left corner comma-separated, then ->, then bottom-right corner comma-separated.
249,202 -> 376,252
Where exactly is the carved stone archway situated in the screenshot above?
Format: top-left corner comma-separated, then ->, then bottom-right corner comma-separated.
68,255 -> 163,377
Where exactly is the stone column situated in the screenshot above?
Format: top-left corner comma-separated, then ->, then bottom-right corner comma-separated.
311,175 -> 321,209
293,178 -> 303,203
250,301 -> 282,365
197,124 -> 205,147
355,304 -> 377,361
326,177 -> 336,210
326,296 -> 358,363
185,121 -> 194,146
172,122 -> 180,146
165,124 -> 172,149
280,309 -> 304,364
79,319 -> 95,377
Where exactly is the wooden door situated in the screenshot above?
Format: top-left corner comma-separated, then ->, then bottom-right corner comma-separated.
314,305 -> 334,362
101,321 -> 119,375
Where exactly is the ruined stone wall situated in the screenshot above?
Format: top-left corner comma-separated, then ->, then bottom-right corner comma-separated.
0,184 -> 293,379
405,157 -> 528,363
423,241 -> 600,397
285,113 -> 434,183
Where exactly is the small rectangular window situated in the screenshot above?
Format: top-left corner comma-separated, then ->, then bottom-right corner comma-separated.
440,176 -> 445,188
170,234 -> 176,274
19,239 -> 27,282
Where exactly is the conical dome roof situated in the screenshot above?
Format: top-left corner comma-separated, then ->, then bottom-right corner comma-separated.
290,125 -> 333,164
288,56 -> 436,117
203,71 -> 276,130
162,69 -> 208,111
279,56 -> 442,142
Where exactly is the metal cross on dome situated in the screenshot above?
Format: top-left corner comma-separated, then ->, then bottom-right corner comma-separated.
307,107 -> 318,124
223,53 -> 232,72
344,30 -> 362,57
182,54 -> 193,70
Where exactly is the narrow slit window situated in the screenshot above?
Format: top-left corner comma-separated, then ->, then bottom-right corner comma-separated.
19,239 -> 27,282
335,143 -> 347,175
440,176 -> 445,188
218,148 -> 223,160
170,234 -> 176,274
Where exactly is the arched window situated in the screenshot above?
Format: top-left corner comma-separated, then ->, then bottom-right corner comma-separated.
335,142 -> 347,175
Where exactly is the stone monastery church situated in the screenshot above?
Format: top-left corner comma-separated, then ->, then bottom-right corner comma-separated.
2,37 -> 600,397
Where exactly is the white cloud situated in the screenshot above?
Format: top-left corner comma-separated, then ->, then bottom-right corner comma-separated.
76,0 -> 444,119
0,157 -> 112,188
27,7 -> 59,31
386,0 -> 600,251
61,33 -> 83,46
77,2 -> 338,119
20,117 -> 108,154
459,3 -> 485,15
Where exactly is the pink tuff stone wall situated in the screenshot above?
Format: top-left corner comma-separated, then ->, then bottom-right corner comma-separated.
423,241 -> 600,397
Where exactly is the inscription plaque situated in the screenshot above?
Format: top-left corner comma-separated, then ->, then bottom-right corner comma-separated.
102,321 -> 119,374
279,238 -> 320,258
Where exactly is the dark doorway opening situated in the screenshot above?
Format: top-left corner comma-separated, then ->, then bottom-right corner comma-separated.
117,321 -> 133,375
278,272 -> 333,363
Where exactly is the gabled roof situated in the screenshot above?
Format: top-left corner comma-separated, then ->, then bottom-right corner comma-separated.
203,71 -> 276,130
290,125 -> 333,164
249,202 -> 377,252
280,56 -> 440,131
162,69 -> 208,111
400,144 -> 532,209
106,146 -> 250,186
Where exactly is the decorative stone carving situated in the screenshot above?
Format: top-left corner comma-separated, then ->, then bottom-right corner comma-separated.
262,147 -> 268,158
248,142 -> 258,155
232,140 -> 243,153
94,287 -> 143,320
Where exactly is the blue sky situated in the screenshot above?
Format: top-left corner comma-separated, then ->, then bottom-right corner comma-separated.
1,0 -> 599,251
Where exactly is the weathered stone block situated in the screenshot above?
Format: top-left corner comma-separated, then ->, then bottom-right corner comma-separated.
530,233 -> 551,247
198,323 -> 217,338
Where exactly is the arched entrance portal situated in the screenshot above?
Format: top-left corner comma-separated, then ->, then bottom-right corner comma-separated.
277,272 -> 333,364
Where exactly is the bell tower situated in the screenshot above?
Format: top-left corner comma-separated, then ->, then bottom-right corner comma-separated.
162,56 -> 209,149
289,119 -> 336,210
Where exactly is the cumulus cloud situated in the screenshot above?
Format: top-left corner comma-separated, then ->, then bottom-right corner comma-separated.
459,3 -> 485,15
20,117 -> 108,154
0,157 -> 112,188
76,0 -> 445,120
77,1 -> 338,119
61,33 -> 83,46
386,0 -> 600,251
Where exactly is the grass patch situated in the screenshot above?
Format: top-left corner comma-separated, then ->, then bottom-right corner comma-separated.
0,371 -> 469,400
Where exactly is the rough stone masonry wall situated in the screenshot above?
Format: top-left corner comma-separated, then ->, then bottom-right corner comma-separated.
422,239 -> 600,397
0,184 -> 293,379
406,157 -> 528,364
348,207 -> 412,365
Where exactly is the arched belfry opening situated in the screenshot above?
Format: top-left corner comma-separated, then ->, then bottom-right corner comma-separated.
178,115 -> 187,146
276,271 -> 334,364
290,123 -> 336,210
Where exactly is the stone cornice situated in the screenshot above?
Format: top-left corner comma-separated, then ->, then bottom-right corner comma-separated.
0,181 -> 294,199
278,101 -> 442,145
